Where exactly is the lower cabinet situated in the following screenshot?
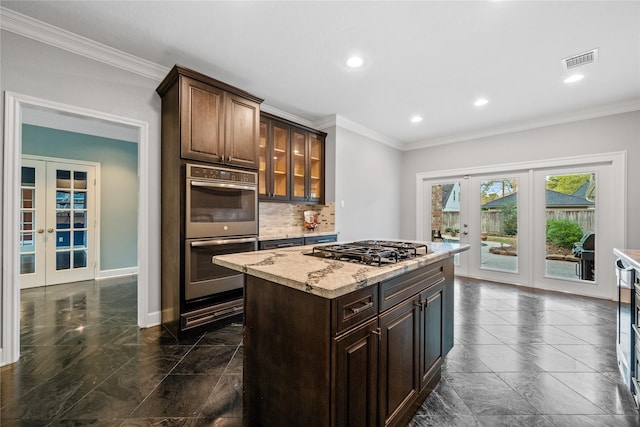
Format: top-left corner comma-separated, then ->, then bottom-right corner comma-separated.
333,318 -> 379,427
379,296 -> 420,427
244,257 -> 453,427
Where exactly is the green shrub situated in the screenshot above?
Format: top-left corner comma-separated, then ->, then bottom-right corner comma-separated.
546,219 -> 584,249
499,201 -> 518,236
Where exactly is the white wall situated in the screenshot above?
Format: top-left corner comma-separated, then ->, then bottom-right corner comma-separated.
399,110 -> 640,250
334,127 -> 402,241
0,31 -> 162,323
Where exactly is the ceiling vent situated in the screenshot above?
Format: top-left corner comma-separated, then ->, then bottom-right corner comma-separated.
563,49 -> 598,70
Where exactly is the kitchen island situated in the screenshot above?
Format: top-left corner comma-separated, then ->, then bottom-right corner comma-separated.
214,241 -> 469,427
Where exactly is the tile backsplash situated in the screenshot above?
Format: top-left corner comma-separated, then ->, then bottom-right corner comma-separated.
259,202 -> 335,237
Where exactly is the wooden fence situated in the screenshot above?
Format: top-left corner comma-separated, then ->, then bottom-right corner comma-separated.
442,209 -> 594,235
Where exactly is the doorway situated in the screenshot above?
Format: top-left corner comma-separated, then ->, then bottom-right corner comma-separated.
20,157 -> 99,288
416,152 -> 626,301
2,92 -> 151,367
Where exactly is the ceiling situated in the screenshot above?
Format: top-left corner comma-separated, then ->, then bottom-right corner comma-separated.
2,1 -> 640,149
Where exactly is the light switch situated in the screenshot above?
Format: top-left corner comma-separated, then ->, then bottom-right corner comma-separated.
340,200 -> 345,208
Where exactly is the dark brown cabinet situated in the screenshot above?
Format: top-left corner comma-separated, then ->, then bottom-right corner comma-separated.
259,115 -> 291,199
156,66 -> 263,339
158,65 -> 262,169
419,281 -> 444,390
243,257 -> 454,426
379,296 -> 420,427
259,112 -> 326,203
334,318 -> 379,427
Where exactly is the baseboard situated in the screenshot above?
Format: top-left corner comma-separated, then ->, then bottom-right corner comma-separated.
96,267 -> 138,279
142,311 -> 161,328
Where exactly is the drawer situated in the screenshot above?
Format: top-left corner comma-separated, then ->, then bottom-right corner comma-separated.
332,285 -> 378,336
380,261 -> 445,312
304,234 -> 337,245
259,238 -> 304,250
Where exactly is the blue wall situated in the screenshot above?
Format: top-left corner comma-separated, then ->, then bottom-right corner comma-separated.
22,124 -> 138,271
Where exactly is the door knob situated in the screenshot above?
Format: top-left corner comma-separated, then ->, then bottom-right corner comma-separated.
47,228 -> 54,233
37,228 -> 44,234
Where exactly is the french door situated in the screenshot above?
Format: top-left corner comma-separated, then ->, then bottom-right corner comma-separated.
20,158 -> 97,288
419,160 -> 617,299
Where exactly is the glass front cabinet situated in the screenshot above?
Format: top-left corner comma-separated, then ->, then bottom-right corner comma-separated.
259,113 -> 325,204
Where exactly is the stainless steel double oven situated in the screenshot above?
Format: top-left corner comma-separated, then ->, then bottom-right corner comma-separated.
183,164 -> 258,329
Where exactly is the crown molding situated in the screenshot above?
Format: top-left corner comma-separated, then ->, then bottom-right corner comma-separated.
0,6 -> 169,81
260,104 -> 314,128
405,98 -> 640,151
314,114 -> 404,150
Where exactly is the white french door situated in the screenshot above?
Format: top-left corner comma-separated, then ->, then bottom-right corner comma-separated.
532,164 -> 612,298
418,154 -> 621,300
421,178 -> 469,276
20,157 -> 97,288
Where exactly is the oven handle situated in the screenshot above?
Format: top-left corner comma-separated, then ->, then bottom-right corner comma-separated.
190,180 -> 257,192
191,237 -> 258,247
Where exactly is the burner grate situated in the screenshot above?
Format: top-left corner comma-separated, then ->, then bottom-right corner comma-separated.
307,241 -> 428,266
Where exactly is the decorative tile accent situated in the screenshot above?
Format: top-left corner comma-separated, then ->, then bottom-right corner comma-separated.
259,202 -> 335,237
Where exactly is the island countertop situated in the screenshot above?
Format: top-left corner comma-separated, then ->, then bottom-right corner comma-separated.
213,241 -> 470,299
614,248 -> 640,271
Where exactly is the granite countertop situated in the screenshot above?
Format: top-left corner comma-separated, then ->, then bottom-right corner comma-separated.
214,242 -> 470,299
614,248 -> 640,270
258,231 -> 338,241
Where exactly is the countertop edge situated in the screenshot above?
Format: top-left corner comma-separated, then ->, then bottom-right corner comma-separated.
614,248 -> 640,270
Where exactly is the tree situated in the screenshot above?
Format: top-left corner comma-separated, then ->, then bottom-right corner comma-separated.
499,200 -> 518,236
546,174 -> 591,195
480,179 -> 518,204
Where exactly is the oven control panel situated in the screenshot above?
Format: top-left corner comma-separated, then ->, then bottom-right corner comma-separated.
188,164 -> 256,184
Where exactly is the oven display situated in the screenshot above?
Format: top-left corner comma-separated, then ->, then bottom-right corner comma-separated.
190,166 -> 256,184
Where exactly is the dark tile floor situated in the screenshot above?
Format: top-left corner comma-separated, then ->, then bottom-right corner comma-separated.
1,276 -> 638,426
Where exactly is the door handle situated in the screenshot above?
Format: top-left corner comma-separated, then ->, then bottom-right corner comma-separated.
37,229 -> 45,234
47,228 -> 54,233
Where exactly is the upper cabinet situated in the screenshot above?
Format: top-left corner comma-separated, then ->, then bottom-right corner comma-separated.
157,65 -> 263,169
260,112 -> 326,204
259,116 -> 291,201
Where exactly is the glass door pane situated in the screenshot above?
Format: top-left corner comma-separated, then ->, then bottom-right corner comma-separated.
309,134 -> 322,200
544,173 -> 596,282
20,166 -> 37,274
272,123 -> 289,198
479,178 -> 519,273
259,121 -> 267,195
292,131 -> 307,199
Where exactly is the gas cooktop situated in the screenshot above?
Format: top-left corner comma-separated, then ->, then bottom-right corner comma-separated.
305,240 -> 429,266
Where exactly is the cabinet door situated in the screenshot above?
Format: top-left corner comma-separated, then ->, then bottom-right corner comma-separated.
225,93 -> 260,169
291,129 -> 308,202
259,119 -> 269,196
308,133 -> 324,203
270,121 -> 290,199
419,283 -> 444,391
333,318 -> 379,427
379,297 -> 420,427
180,76 -> 224,163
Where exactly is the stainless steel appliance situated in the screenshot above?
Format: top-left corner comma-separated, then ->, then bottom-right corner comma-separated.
617,258 -> 636,390
186,164 -> 257,238
181,236 -> 257,331
306,240 -> 429,266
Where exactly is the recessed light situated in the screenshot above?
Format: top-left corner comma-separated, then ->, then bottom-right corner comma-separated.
474,98 -> 489,107
410,115 -> 423,123
564,74 -> 584,84
346,56 -> 364,68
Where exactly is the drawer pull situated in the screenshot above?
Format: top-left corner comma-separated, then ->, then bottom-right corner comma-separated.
276,243 -> 294,248
349,301 -> 373,314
